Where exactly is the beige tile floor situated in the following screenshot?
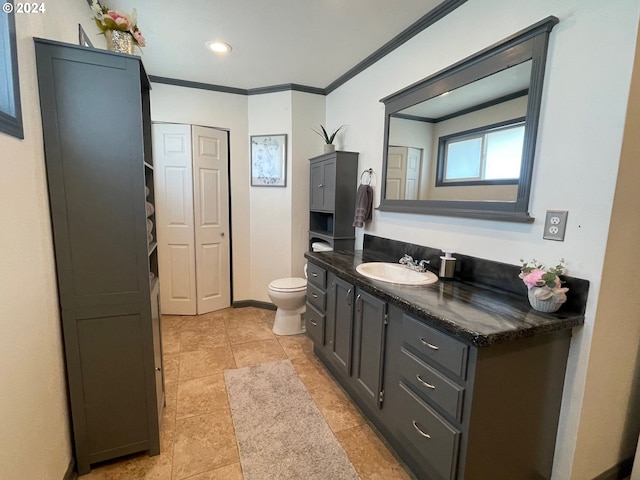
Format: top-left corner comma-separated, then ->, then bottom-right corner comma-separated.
80,306 -> 411,479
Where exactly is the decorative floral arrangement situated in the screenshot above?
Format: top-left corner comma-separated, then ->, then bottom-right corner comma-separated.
91,0 -> 146,47
519,258 -> 569,303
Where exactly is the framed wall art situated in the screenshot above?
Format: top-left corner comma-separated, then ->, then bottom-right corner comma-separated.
250,134 -> 287,187
0,0 -> 24,139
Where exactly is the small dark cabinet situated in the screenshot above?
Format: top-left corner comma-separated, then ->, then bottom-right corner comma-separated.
308,151 -> 358,251
35,38 -> 163,474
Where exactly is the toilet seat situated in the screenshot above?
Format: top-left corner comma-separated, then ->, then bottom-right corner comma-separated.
268,277 -> 306,293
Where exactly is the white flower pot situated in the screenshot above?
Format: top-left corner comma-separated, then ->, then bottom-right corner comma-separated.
528,287 -> 563,313
323,144 -> 335,154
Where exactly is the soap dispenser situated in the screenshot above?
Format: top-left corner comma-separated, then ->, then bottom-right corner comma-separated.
439,251 -> 456,279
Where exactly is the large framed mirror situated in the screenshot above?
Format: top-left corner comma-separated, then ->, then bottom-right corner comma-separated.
379,17 -> 558,222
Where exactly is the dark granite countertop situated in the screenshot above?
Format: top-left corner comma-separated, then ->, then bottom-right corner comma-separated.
304,249 -> 586,347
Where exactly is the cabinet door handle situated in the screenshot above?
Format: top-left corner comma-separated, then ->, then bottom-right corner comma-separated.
318,184 -> 324,188
309,319 -> 317,326
355,294 -> 361,312
412,420 -> 431,439
347,288 -> 353,306
419,338 -> 439,350
311,293 -> 318,298
312,272 -> 318,277
416,374 -> 435,389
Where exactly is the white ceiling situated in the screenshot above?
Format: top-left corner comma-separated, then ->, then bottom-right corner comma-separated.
98,0 -> 448,90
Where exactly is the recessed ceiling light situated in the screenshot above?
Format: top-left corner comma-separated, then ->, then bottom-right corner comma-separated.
206,41 -> 232,54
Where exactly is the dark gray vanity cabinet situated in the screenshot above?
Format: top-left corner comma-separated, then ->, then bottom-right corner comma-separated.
308,151 -> 358,251
381,305 -> 571,480
305,256 -> 574,480
35,39 -> 163,474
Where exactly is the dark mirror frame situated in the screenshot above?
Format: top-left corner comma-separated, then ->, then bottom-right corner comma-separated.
0,0 -> 24,139
379,16 -> 559,223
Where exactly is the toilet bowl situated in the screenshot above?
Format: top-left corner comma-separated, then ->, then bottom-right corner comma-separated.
268,277 -> 307,335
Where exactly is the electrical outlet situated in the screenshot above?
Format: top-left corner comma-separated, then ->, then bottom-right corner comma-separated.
543,210 -> 568,241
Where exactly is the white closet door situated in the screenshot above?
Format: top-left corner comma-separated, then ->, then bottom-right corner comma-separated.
192,125 -> 231,313
153,123 -> 197,315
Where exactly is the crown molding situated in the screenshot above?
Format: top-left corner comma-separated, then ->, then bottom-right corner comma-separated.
149,0 -> 467,97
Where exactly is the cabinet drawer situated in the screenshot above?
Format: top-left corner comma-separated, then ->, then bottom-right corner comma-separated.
305,304 -> 325,346
307,262 -> 326,288
400,347 -> 464,422
306,283 -> 326,311
403,314 -> 468,379
397,382 -> 460,480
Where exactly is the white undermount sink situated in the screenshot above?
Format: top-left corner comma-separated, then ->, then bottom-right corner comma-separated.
355,262 -> 438,286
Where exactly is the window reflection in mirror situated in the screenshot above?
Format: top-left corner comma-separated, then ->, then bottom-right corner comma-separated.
386,60 -> 531,202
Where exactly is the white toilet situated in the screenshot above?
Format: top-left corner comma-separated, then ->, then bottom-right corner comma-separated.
268,277 -> 307,335
268,241 -> 333,336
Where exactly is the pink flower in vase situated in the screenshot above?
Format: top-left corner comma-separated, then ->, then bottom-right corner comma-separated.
519,269 -> 561,289
132,29 -> 146,47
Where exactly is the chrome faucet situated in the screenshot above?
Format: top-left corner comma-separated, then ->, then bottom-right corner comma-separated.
399,254 -> 430,272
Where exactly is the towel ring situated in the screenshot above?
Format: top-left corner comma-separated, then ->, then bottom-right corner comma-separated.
360,168 -> 374,185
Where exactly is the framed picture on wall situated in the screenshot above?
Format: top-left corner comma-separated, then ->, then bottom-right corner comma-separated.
0,0 -> 24,139
250,134 -> 287,187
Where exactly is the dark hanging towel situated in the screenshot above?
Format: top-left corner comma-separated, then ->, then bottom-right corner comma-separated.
353,184 -> 373,227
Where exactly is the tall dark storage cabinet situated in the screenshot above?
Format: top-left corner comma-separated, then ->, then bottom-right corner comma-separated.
308,151 -> 358,251
34,39 -> 164,474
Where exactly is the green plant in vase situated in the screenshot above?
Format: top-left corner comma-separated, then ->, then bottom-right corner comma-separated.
312,125 -> 345,153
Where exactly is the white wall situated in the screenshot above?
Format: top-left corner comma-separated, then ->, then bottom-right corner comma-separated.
291,92 -> 326,275
326,0 -> 640,478
0,3 -> 104,478
248,92 -> 293,301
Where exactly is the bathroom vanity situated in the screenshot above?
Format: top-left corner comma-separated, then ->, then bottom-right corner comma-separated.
304,236 -> 587,480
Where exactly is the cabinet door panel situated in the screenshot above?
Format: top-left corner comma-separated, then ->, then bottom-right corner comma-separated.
321,160 -> 336,210
352,289 -> 386,408
328,275 -> 354,375
310,162 -> 325,210
77,314 -> 150,454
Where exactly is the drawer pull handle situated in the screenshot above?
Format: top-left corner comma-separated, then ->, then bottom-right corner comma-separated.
416,374 -> 435,389
419,338 -> 439,350
412,420 -> 431,439
309,319 -> 317,326
311,293 -> 318,298
312,273 -> 318,277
